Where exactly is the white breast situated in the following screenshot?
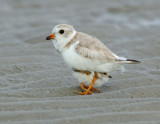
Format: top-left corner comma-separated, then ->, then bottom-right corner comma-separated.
62,41 -> 96,70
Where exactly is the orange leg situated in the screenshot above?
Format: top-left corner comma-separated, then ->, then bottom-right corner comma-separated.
79,83 -> 93,95
83,84 -> 100,93
79,72 -> 97,95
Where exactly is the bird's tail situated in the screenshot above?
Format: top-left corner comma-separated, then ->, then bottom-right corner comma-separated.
116,57 -> 141,64
125,59 -> 141,64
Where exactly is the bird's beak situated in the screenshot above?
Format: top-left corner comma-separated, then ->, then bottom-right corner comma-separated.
46,34 -> 55,40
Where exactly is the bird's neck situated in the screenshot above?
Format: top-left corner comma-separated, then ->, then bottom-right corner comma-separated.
53,31 -> 77,53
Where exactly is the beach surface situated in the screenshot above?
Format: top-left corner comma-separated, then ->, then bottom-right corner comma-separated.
0,0 -> 160,123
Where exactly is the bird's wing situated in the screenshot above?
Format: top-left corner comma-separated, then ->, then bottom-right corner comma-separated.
75,32 -> 118,63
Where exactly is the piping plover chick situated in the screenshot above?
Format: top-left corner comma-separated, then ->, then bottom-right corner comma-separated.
46,24 -> 140,95
72,70 -> 112,94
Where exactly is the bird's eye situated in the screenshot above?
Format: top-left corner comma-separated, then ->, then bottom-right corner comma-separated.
59,30 -> 64,34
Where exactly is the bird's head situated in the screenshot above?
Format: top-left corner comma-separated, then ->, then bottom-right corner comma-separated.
46,24 -> 76,43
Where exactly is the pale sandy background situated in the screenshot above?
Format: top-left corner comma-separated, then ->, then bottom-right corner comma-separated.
0,0 -> 160,123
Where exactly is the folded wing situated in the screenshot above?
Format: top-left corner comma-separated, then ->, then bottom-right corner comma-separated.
75,32 -> 118,63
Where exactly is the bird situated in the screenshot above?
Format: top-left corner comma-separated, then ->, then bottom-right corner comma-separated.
46,24 -> 141,95
72,69 -> 112,94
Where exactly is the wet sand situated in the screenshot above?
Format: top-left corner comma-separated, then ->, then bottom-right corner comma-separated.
0,0 -> 160,123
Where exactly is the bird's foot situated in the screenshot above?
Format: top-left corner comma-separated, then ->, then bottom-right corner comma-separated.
78,82 -> 100,95
83,83 -> 100,93
78,82 -> 93,95
78,91 -> 93,95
